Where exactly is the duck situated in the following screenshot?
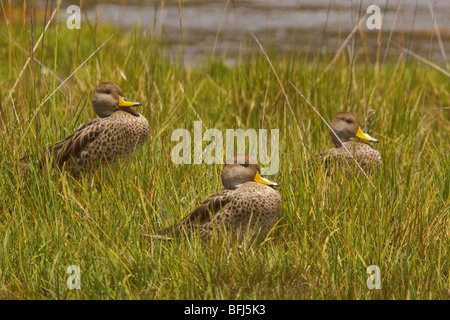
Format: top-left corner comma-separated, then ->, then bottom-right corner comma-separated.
44,82 -> 149,175
316,111 -> 381,174
157,154 -> 281,241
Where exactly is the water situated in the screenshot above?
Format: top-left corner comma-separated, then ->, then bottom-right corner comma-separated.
54,0 -> 450,65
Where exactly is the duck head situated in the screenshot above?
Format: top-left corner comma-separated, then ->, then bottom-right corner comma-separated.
221,154 -> 279,190
329,111 -> 378,147
92,82 -> 142,118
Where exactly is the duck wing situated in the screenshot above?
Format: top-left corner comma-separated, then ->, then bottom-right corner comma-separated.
180,189 -> 233,226
158,189 -> 234,236
45,118 -> 104,165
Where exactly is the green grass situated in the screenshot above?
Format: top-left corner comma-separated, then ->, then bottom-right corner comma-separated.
0,6 -> 448,299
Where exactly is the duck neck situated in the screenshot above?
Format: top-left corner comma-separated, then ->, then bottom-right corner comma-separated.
330,131 -> 348,147
118,107 -> 140,117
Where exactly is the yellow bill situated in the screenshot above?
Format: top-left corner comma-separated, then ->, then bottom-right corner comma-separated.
118,96 -> 142,108
254,171 -> 279,187
355,127 -> 379,143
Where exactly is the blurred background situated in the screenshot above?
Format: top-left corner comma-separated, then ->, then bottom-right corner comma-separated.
4,0 -> 450,65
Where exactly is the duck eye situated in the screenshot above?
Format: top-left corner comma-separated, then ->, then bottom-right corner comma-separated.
104,90 -> 111,94
345,119 -> 352,124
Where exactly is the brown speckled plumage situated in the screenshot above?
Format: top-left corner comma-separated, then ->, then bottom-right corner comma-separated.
319,140 -> 382,174
45,82 -> 149,174
316,112 -> 381,174
158,155 -> 281,241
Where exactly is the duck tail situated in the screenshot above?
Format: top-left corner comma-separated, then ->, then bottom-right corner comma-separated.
145,234 -> 173,240
144,223 -> 181,241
